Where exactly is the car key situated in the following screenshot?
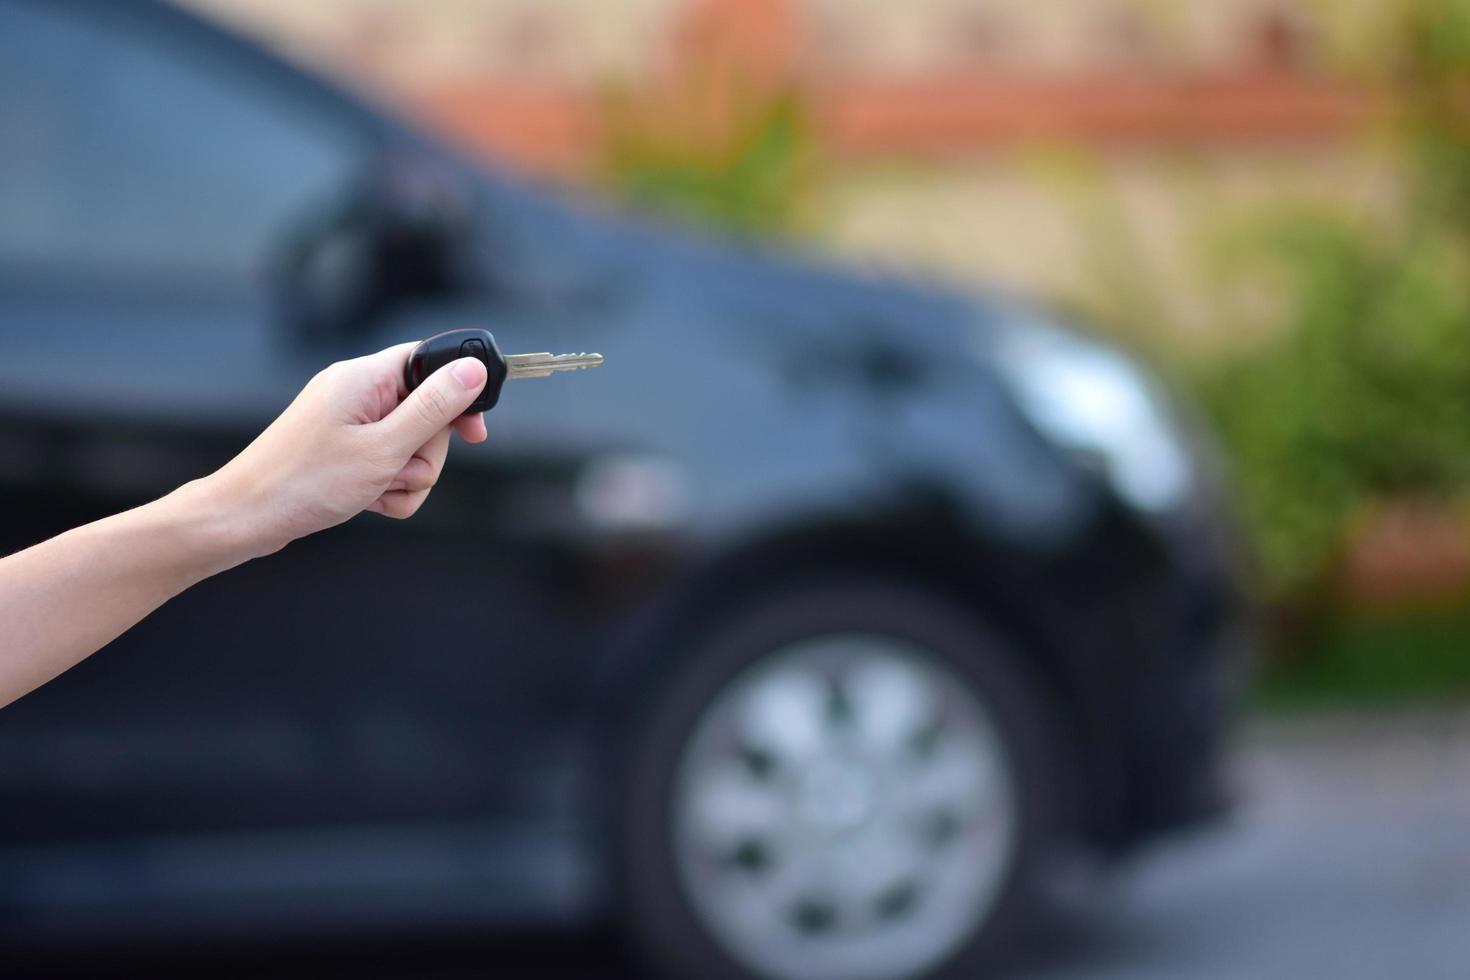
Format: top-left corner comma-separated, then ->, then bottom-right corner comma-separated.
404,328 -> 603,414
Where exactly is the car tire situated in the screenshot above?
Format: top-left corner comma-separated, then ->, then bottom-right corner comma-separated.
617,577 -> 1063,980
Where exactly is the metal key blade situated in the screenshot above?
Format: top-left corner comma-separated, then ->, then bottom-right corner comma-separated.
504,351 -> 604,379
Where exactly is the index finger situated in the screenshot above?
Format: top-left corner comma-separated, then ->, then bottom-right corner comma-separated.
453,412 -> 487,444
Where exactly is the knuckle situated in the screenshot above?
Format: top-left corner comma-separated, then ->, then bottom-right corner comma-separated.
312,361 -> 347,389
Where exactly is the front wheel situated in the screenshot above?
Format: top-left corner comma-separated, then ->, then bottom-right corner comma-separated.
618,580 -> 1062,980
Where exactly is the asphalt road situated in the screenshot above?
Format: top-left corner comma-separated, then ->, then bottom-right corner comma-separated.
1017,707 -> 1470,980
19,708 -> 1470,980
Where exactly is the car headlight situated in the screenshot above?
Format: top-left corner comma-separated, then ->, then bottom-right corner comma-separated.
988,317 -> 1193,514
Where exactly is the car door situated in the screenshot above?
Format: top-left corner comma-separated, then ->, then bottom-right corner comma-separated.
0,0 -> 491,844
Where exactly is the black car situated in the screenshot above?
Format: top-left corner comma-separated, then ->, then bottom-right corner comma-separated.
0,2 -> 1242,978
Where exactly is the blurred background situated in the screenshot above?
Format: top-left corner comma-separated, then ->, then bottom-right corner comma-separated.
3,0 -> 1470,977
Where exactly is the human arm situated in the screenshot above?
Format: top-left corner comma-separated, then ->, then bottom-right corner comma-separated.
0,341 -> 488,709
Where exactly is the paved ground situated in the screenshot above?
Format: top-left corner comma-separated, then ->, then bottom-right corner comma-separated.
1012,707 -> 1470,980
19,708 -> 1470,979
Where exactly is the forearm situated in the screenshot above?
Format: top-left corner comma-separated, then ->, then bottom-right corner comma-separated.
0,475 -> 268,708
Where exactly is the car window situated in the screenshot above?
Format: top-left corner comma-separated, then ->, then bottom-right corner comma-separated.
0,1 -> 365,285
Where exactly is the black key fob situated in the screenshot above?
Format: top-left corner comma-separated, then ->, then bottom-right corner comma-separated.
404,328 -> 509,414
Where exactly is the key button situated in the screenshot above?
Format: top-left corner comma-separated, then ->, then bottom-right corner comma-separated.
459,338 -> 488,360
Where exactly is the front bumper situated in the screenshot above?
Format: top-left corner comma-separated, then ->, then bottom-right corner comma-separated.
1105,513 -> 1248,846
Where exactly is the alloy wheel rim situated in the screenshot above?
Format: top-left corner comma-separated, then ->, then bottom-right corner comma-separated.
672,633 -> 1018,980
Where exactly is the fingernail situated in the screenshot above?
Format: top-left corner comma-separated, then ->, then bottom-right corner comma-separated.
452,357 -> 486,390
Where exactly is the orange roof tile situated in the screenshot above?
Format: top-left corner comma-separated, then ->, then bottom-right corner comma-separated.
412,71 -> 1378,177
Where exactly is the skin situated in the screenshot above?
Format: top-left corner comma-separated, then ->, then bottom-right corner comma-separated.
0,341 -> 489,710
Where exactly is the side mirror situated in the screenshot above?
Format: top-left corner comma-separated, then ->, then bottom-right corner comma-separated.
276,151 -> 480,343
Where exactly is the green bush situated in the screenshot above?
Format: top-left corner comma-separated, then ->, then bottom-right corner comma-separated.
1255,603 -> 1470,709
597,82 -> 818,237
1198,209 -> 1470,597
1194,0 -> 1470,599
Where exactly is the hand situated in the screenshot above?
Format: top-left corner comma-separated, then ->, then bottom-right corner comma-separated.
205,341 -> 488,558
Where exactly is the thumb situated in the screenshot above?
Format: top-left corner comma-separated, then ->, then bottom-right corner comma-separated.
377,357 -> 487,455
